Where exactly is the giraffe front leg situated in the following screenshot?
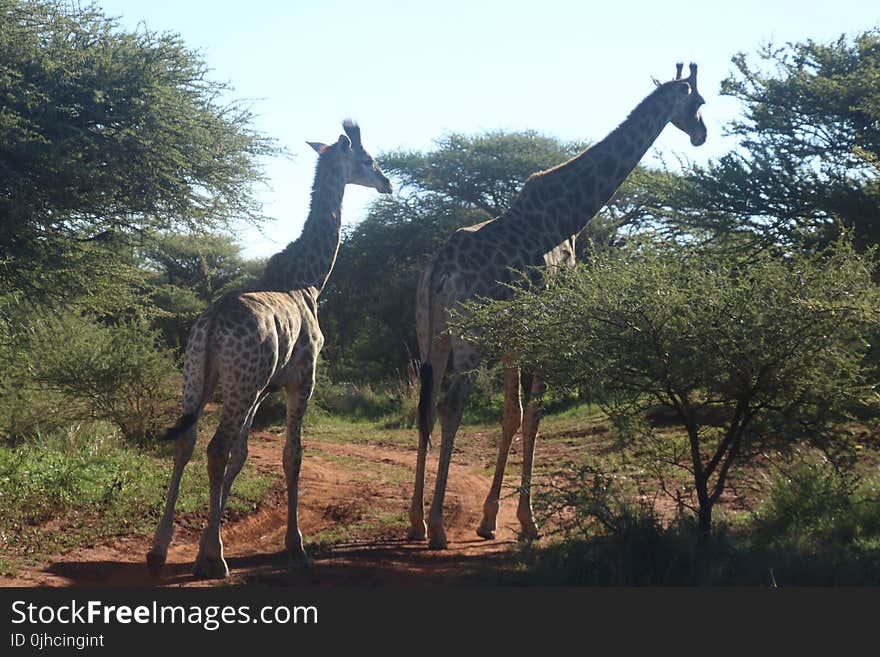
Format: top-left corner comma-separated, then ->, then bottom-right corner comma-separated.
284,378 -> 313,568
477,362 -> 522,540
517,376 -> 546,539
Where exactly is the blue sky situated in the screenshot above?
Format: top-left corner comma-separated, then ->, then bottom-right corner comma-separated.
94,0 -> 880,259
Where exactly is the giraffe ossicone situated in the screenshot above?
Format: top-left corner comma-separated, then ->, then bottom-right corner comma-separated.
146,121 -> 391,579
409,63 -> 707,549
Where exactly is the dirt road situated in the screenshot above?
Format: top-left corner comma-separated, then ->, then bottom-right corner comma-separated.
5,429 -> 526,587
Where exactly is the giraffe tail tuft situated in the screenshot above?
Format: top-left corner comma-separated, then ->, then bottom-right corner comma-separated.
158,412 -> 198,441
417,362 -> 433,447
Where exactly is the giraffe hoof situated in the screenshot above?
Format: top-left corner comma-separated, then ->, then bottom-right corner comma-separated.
519,523 -> 540,540
427,527 -> 448,550
146,551 -> 166,579
287,552 -> 312,570
406,526 -> 428,542
192,556 -> 229,580
476,526 -> 496,540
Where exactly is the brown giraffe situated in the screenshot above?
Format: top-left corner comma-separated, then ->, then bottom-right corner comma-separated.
147,121 -> 392,579
409,63 -> 707,549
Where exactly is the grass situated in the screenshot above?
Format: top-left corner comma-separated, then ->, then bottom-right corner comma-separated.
253,371 -> 515,433
307,511 -> 410,557
309,447 -> 412,485
0,424 -> 272,576
307,419 -> 415,449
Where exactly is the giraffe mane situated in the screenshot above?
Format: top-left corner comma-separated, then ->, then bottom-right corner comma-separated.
342,119 -> 361,147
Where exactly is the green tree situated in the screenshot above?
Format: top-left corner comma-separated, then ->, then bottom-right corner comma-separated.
0,0 -> 276,306
0,1 -> 276,441
140,232 -> 263,351
381,130 -> 587,216
321,194 -> 485,380
142,233 -> 254,303
667,30 -> 880,249
462,239 -> 879,535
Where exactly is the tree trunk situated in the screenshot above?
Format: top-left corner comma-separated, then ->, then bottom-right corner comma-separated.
697,497 -> 712,537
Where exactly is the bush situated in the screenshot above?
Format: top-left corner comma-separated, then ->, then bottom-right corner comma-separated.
753,452 -> 880,549
522,455 -> 880,585
251,363 -> 420,430
525,463 -> 741,585
463,237 -> 880,535
14,311 -> 179,443
0,425 -> 274,572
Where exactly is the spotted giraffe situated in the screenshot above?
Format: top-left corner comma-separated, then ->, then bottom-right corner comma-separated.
147,121 -> 392,579
409,64 -> 707,549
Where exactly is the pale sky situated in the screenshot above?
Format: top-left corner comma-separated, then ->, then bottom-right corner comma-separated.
93,0 -> 880,259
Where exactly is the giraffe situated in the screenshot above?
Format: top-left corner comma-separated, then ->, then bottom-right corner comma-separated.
147,121 -> 392,579
409,63 -> 707,549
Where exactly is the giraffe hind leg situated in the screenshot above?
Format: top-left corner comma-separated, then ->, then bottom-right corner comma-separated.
192,426 -> 234,580
147,419 -> 198,578
147,315 -> 217,578
427,368 -> 476,549
426,341 -> 480,550
220,389 -> 268,511
193,391 -> 262,580
283,373 -> 315,569
408,340 -> 450,541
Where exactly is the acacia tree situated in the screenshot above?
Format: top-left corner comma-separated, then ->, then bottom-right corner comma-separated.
381,130 -> 587,216
0,0 -> 276,306
461,239 -> 879,535
666,30 -> 880,249
0,1 -> 276,440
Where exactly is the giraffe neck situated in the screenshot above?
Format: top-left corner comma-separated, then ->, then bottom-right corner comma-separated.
260,155 -> 346,294
510,85 -> 676,245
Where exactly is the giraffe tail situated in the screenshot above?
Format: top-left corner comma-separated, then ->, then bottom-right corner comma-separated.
417,361 -> 433,447
158,412 -> 199,441
157,303 -> 220,442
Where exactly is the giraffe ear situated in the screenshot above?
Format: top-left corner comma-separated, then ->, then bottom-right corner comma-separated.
307,141 -> 327,154
337,134 -> 352,153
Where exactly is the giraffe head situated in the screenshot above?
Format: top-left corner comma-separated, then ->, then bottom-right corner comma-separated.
661,62 -> 707,147
308,120 -> 393,194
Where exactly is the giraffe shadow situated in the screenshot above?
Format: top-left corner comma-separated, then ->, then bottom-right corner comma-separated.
239,537 -> 522,587
45,558 -> 196,587
44,551 -> 290,587
43,537 -> 521,587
